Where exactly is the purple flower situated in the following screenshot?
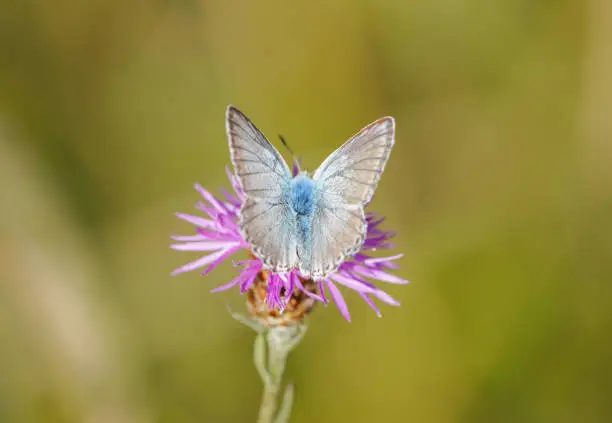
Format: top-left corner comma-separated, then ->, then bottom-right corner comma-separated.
170,164 -> 408,322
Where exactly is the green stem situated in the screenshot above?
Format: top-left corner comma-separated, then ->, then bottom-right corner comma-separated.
256,332 -> 278,423
254,326 -> 307,423
257,377 -> 281,423
274,383 -> 295,423
230,310 -> 306,423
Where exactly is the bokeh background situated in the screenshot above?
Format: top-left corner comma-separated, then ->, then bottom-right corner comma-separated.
1,0 -> 612,422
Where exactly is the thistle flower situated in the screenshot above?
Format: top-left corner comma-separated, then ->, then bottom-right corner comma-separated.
170,163 -> 407,322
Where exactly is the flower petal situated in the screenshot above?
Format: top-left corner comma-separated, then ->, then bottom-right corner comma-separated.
354,267 -> 409,284
225,166 -> 244,199
372,289 -> 400,306
211,273 -> 245,293
170,234 -> 209,242
292,273 -> 325,302
175,213 -> 216,229
200,246 -> 241,275
240,267 -> 259,293
318,280 -> 329,304
169,241 -> 240,251
195,201 -> 217,219
171,249 -> 233,275
220,188 -> 240,207
196,228 -> 235,241
330,272 -> 376,293
360,293 -> 382,317
195,183 -> 226,214
325,280 -> 350,322
363,254 -> 404,266
278,273 -> 294,299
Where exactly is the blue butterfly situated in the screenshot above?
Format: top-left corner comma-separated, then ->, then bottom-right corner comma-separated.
226,106 -> 395,280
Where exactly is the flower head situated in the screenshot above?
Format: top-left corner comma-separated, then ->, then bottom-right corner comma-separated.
170,163 -> 408,322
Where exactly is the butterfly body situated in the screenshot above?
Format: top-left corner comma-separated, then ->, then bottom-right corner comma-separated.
290,173 -> 316,245
226,106 -> 395,280
290,173 -> 315,216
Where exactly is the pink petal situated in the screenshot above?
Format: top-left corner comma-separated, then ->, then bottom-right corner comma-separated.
267,275 -> 284,310
200,246 -> 241,275
169,241 -> 240,251
220,189 -> 240,208
225,166 -> 234,180
367,216 -> 385,228
210,273 -> 245,293
293,274 -> 325,302
196,228 -> 232,240
244,260 -> 263,270
195,201 -> 217,219
325,280 -> 351,322
240,268 -> 259,293
225,166 -> 244,199
171,248 -> 234,275
360,293 -> 382,317
372,289 -> 400,306
354,267 -> 409,284
216,214 -> 240,234
378,261 -> 400,270
318,280 -> 329,304
175,213 -> 216,229
278,273 -> 294,298
330,272 -> 376,294
195,183 -> 226,214
363,254 -> 404,266
170,234 -> 209,242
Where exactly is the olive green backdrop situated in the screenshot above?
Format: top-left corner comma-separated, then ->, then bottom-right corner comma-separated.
1,0 -> 611,422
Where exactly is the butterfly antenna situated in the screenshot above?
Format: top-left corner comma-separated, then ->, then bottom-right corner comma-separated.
278,134 -> 295,156
279,134 -> 301,175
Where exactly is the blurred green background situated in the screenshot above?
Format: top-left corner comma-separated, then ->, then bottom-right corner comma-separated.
1,0 -> 612,422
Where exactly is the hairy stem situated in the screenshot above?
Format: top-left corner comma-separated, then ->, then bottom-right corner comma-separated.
255,325 -> 307,423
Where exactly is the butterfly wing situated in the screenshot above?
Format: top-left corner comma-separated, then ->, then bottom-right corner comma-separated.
301,117 -> 395,279
313,116 -> 395,207
226,106 -> 298,272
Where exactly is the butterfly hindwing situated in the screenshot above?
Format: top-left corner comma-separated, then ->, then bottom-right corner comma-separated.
226,106 -> 298,272
240,196 -> 298,272
299,204 -> 367,279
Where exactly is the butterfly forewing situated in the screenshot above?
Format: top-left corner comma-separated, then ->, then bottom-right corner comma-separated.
313,117 -> 395,206
226,106 -> 292,199
226,106 -> 299,272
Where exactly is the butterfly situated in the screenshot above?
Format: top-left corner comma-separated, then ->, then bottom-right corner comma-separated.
226,106 -> 395,280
